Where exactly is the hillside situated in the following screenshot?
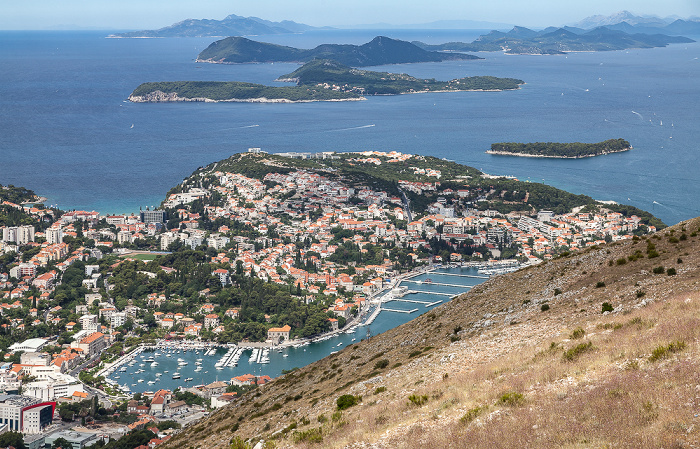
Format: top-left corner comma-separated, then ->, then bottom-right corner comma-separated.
161,216 -> 700,448
196,36 -> 481,66
108,14 -> 320,38
413,26 -> 695,54
276,59 -> 524,95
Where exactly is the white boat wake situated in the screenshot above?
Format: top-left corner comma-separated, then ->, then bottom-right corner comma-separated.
324,124 -> 375,132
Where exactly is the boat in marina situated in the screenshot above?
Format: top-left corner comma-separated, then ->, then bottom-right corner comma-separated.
172,373 -> 181,379
178,361 -> 188,366
185,378 -> 193,382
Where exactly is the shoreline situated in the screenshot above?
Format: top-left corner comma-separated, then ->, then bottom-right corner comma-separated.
485,147 -> 631,159
128,92 -> 364,104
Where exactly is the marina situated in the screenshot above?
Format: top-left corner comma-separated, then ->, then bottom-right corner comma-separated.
106,265 -> 491,393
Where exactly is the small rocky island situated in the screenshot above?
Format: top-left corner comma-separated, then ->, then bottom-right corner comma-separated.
128,60 -> 524,103
486,139 -> 632,158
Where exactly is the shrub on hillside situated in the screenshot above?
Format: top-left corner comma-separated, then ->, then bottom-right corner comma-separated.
336,394 -> 361,410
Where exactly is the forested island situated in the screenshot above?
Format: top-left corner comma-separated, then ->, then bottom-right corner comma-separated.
487,139 -> 632,158
196,35 -> 481,66
129,60 -> 524,103
128,81 -> 361,103
277,59 -> 524,94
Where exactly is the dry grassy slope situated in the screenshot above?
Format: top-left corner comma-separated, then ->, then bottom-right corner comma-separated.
163,218 -> 700,449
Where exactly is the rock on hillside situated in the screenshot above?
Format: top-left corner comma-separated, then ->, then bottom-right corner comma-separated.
162,217 -> 700,449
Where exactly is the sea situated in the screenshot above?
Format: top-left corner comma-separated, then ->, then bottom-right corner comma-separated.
1,29 -> 699,226
107,266 -> 485,393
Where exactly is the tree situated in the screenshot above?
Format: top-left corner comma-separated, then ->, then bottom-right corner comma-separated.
0,431 -> 26,449
52,437 -> 74,449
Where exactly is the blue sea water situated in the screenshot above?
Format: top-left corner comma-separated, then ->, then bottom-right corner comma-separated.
1,30 -> 699,225
109,266 -> 483,393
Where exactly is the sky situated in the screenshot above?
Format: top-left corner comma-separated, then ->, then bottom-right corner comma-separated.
1,0 -> 698,30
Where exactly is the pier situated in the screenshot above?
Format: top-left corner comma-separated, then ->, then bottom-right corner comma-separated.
382,308 -> 418,314
427,272 -> 489,279
402,279 -> 475,288
407,290 -> 457,297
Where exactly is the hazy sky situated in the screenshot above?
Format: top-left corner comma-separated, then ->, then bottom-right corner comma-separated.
2,0 -> 698,30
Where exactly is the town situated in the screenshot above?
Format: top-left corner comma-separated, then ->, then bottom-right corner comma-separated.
0,150 -> 657,448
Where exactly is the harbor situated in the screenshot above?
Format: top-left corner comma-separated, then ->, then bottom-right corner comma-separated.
105,264 -> 504,393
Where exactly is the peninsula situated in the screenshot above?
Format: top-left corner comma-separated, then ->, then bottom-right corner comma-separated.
413,26 -> 694,55
196,35 -> 481,66
487,138 -> 632,158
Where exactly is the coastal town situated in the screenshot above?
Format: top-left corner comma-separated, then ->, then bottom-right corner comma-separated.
0,150 -> 657,448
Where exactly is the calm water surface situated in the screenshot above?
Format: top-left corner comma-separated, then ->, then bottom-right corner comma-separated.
0,30 -> 699,224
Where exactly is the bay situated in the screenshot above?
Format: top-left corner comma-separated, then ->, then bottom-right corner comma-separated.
0,29 -> 699,225
109,266 -> 483,394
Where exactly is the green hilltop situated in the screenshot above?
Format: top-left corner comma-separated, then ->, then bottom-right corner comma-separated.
196,35 -> 481,66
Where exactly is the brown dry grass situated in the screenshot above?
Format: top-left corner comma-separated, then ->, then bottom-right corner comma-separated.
162,218 -> 700,449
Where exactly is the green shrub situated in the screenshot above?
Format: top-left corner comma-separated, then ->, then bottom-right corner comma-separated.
230,437 -> 252,449
540,303 -> 550,312
450,335 -> 460,343
374,359 -> 389,369
595,281 -> 606,288
497,392 -> 525,407
331,411 -> 342,422
460,405 -> 487,424
293,427 -> 323,444
648,341 -> 686,362
667,268 -> 677,276
652,266 -> 665,274
336,394 -> 360,410
601,302 -> 614,313
562,341 -> 593,361
554,288 -> 562,296
636,290 -> 646,298
616,258 -> 627,265
647,250 -> 660,258
374,386 -> 386,395
317,414 -> 327,423
408,394 -> 428,407
408,350 -> 422,358
570,327 -> 585,340
677,258 -> 683,264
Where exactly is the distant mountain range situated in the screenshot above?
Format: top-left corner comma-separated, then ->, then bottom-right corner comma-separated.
107,14 -> 325,38
571,11 -> 700,36
413,26 -> 694,55
196,35 -> 481,66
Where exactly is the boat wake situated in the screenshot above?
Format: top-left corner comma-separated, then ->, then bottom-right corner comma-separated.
324,124 -> 375,132
221,124 -> 259,131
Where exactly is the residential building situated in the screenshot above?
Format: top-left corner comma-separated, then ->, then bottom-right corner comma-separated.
267,325 -> 291,344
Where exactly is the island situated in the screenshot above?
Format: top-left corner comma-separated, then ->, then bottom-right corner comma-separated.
276,59 -> 524,94
108,13 -> 322,38
413,26 -> 694,55
128,80 -> 361,103
486,139 -> 632,158
129,60 -> 524,103
196,35 -> 481,66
